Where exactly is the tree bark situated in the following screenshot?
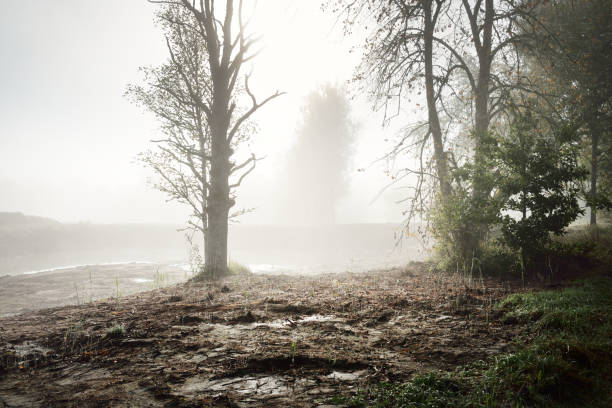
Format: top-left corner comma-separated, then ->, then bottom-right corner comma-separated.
205,82 -> 233,278
590,127 -> 599,227
467,0 -> 494,253
205,147 -> 232,277
424,0 -> 451,200
473,0 -> 493,161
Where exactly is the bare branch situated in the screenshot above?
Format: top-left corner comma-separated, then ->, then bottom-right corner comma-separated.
228,74 -> 284,144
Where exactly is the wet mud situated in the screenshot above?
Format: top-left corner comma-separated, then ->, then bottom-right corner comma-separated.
0,264 -> 525,407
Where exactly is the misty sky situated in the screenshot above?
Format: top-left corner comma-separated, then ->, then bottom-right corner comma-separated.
0,0 -> 413,225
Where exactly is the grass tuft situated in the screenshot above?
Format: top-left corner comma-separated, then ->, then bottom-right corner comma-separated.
106,324 -> 126,339
228,260 -> 252,276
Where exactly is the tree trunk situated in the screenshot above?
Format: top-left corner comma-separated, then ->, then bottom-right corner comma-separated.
205,194 -> 229,278
200,135 -> 210,274
424,0 -> 451,199
473,0 -> 493,173
205,83 -> 232,278
202,198 -> 210,274
466,0 -> 494,255
205,150 -> 231,278
590,127 -> 599,238
177,0 -> 277,279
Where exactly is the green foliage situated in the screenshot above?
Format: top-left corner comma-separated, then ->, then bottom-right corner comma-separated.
334,278 -> 612,407
107,324 -> 126,339
528,0 -> 612,224
430,133 -> 503,273
496,116 -> 587,261
430,188 -> 500,274
499,278 -> 612,335
494,278 -> 612,406
335,373 -> 463,408
191,260 -> 251,281
432,111 -> 587,275
552,224 -> 612,265
476,242 -> 521,279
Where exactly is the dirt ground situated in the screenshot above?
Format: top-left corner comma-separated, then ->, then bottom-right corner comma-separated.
0,264 -> 527,407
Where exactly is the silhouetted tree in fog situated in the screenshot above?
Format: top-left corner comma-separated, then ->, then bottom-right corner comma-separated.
126,6 -> 213,266
285,84 -> 355,225
130,1 -> 282,278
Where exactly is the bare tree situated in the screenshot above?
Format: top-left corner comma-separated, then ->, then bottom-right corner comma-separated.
127,5 -> 213,261
133,1 -> 282,278
336,0 -> 545,247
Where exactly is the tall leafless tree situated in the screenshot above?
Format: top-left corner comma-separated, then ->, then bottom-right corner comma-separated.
134,1 -> 282,278
127,5 -> 213,263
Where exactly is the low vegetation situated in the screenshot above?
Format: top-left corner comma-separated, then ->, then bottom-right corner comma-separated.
333,276 -> 612,407
228,260 -> 252,276
106,324 -> 126,339
190,260 -> 252,282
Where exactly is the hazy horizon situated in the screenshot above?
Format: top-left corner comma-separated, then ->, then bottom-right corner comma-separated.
0,212 -> 424,276
0,0 -> 418,227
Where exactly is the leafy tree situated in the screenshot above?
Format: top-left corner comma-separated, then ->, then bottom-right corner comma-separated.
430,132 -> 503,270
496,112 -> 587,267
527,0 -> 612,226
433,109 -> 587,274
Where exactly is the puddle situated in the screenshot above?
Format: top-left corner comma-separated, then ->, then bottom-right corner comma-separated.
131,278 -> 153,284
252,314 -> 340,329
327,370 -> 368,381
300,314 -> 339,323
1,341 -> 54,369
12,341 -> 52,358
181,374 -> 291,396
202,315 -> 342,334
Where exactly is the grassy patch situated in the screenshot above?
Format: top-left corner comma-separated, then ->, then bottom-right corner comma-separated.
334,277 -> 612,407
228,260 -> 252,276
330,373 -> 464,407
190,260 -> 252,281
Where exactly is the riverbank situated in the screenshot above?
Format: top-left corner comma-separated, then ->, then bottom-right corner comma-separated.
0,263 -> 189,317
0,264 -> 524,407
1,263 -> 608,407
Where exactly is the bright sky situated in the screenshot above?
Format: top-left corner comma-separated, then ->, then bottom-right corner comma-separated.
0,0 -> 411,225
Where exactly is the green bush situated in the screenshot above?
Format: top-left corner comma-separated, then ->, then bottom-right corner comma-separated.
477,243 -> 521,279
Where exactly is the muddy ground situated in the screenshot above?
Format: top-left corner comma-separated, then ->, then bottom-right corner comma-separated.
0,264 -> 527,407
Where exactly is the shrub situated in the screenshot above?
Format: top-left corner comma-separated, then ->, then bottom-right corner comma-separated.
107,324 -> 126,338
